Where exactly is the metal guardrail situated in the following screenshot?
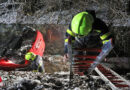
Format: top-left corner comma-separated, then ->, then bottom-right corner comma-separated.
70,43 -> 130,89
95,64 -> 130,90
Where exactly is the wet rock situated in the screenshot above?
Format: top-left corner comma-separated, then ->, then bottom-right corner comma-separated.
47,78 -> 56,83
0,71 -> 112,89
0,0 -> 130,56
0,0 -> 129,26
7,79 -> 41,90
55,80 -> 63,86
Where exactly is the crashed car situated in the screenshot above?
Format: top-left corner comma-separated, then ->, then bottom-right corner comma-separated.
0,26 -> 45,71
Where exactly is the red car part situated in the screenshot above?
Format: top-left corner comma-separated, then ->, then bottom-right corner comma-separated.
0,76 -> 2,82
0,30 -> 45,70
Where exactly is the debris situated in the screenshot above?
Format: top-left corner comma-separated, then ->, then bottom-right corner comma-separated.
0,76 -> 4,87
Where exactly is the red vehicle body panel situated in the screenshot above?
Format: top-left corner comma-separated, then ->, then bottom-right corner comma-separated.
29,30 -> 45,56
0,30 -> 45,70
0,76 -> 2,82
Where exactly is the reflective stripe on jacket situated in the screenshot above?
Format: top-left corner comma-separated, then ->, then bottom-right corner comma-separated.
65,29 -> 111,44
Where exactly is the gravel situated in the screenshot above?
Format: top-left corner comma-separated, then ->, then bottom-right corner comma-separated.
0,71 -> 111,90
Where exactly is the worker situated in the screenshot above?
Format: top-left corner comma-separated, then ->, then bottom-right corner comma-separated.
64,11 -> 113,62
25,52 -> 45,73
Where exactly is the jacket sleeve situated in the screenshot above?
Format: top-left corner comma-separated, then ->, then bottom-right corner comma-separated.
64,31 -> 70,54
93,18 -> 111,44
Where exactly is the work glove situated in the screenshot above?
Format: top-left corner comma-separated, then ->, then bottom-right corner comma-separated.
63,53 -> 69,62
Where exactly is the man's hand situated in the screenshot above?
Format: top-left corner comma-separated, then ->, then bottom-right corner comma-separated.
63,54 -> 69,62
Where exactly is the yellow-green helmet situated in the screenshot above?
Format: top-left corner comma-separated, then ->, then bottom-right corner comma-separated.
25,52 -> 36,61
71,12 -> 94,36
